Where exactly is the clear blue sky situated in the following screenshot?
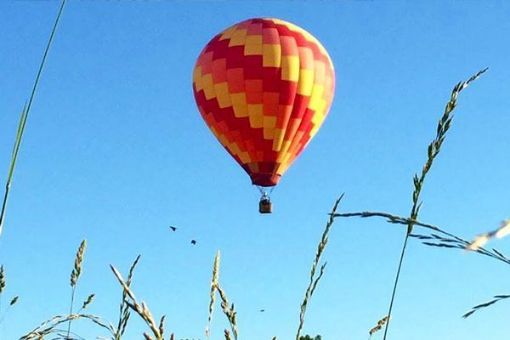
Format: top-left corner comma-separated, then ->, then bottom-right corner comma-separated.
1,1 -> 510,339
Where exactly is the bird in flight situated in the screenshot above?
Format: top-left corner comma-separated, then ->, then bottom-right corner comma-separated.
169,226 -> 177,232
191,239 -> 197,245
259,309 -> 265,312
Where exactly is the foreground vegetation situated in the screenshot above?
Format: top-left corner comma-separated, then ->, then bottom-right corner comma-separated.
1,1 -> 508,339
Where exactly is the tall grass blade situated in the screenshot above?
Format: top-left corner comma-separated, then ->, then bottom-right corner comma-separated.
0,0 -> 66,237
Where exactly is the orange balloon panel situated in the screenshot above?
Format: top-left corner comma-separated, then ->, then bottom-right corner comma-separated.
193,18 -> 335,187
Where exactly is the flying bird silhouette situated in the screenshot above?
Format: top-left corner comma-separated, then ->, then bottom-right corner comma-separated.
169,226 -> 177,231
191,239 -> 197,245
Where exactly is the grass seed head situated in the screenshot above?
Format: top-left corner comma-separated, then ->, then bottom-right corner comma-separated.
71,240 -> 87,287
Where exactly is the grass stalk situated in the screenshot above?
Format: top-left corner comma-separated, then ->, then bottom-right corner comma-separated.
336,210 -> 510,266
114,254 -> 141,339
331,69 -> 486,340
216,284 -> 238,340
0,0 -> 66,238
110,264 -> 165,340
21,313 -> 115,340
206,251 -> 220,339
296,195 -> 343,340
205,251 -> 237,340
67,239 -> 87,338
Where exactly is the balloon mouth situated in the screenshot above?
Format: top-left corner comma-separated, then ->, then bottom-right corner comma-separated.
250,173 -> 281,187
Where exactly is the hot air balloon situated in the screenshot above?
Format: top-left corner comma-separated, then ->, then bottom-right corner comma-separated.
192,18 -> 335,213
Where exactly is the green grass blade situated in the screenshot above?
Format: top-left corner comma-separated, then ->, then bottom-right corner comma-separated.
0,105 -> 28,236
0,0 -> 66,237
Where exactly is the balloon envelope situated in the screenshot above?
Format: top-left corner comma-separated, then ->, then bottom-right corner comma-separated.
193,18 -> 335,187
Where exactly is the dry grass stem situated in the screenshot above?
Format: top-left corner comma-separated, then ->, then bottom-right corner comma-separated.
224,329 -> 232,340
296,195 -> 343,340
216,284 -> 238,340
206,251 -> 220,339
114,254 -> 141,339
110,264 -> 164,340
159,315 -> 166,338
20,313 -> 115,340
